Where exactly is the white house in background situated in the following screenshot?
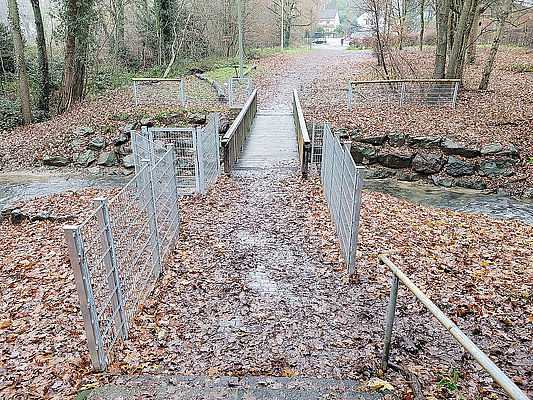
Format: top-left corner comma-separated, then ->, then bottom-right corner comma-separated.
356,12 -> 374,30
317,9 -> 340,35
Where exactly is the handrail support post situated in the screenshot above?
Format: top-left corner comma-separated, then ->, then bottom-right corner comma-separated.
381,274 -> 399,371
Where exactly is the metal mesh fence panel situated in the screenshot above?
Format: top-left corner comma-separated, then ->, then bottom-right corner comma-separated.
228,78 -> 253,108
199,116 -> 221,192
311,120 -> 324,166
65,147 -> 179,371
145,128 -> 199,194
321,124 -> 364,275
132,78 -> 184,106
348,80 -> 459,109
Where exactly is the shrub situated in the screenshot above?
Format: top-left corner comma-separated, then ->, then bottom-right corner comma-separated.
0,97 -> 21,131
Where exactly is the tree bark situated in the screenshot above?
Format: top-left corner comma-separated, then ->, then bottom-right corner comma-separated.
30,0 -> 51,112
445,0 -> 477,79
479,0 -> 513,90
58,0 -> 87,113
7,0 -> 31,125
433,0 -> 450,78
466,3 -> 481,64
419,0 -> 425,51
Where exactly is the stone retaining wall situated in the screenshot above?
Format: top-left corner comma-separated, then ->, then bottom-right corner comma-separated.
347,132 -> 521,191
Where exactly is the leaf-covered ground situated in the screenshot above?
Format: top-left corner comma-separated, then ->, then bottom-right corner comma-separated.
0,169 -> 531,399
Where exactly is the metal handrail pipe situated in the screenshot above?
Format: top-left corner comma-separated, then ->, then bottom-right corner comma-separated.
222,89 -> 258,144
378,254 -> 528,400
351,79 -> 460,84
132,77 -> 182,82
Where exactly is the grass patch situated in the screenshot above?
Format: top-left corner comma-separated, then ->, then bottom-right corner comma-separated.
500,63 -> 533,73
347,45 -> 366,50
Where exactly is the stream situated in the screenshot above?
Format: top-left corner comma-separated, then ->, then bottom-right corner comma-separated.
0,173 -> 531,225
364,179 -> 533,225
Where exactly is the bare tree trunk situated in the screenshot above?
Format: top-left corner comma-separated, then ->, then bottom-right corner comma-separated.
466,3 -> 481,64
30,0 -> 51,112
7,0 -> 31,125
445,0 -> 477,78
433,0 -> 450,78
479,0 -> 513,90
419,0 -> 425,51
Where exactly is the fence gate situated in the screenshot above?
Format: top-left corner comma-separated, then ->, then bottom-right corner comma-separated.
132,116 -> 220,195
311,120 -> 324,166
228,78 -> 253,108
321,123 -> 364,275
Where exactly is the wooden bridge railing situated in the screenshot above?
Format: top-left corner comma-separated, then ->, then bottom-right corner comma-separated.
221,89 -> 258,174
292,89 -> 311,178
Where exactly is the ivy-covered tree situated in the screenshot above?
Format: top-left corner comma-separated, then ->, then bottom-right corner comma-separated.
57,0 -> 96,113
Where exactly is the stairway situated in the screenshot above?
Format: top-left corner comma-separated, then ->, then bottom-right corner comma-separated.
83,375 -> 386,400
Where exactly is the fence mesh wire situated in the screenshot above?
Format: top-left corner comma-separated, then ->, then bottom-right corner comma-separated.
348,80 -> 459,109
321,124 -> 364,275
200,117 -> 221,190
132,118 -> 220,195
65,147 -> 179,371
228,78 -> 253,108
133,79 -> 184,106
311,120 -> 324,165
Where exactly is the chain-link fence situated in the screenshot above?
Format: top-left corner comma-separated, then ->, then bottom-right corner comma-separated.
132,78 -> 185,106
132,117 -> 220,195
320,123 -> 364,275
348,79 -> 460,109
64,146 -> 179,371
228,78 -> 253,108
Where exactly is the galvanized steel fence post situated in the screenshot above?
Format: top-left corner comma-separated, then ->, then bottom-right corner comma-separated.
196,128 -> 206,195
348,83 -> 353,110
63,225 -> 106,371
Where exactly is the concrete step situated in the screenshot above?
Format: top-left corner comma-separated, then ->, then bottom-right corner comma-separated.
83,375 -> 386,400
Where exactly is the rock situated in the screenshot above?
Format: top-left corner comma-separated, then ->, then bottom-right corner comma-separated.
350,144 -> 377,164
387,133 -> 406,147
397,171 -> 425,181
88,136 -> 106,150
411,152 -> 446,174
74,150 -> 96,167
119,123 -> 134,134
478,158 -> 515,177
335,131 -> 350,140
481,143 -> 503,155
88,166 -> 100,174
218,115 -> 230,134
97,151 -> 119,167
117,144 -> 132,156
431,176 -> 454,188
0,204 -> 16,222
457,179 -> 487,190
114,133 -> 129,146
189,112 -> 207,124
140,118 -> 154,127
364,168 -> 396,179
407,135 -> 442,149
441,138 -> 480,158
496,143 -> 519,158
10,209 -> 28,225
71,138 -> 84,152
43,155 -> 71,167
122,168 -> 134,176
446,156 -> 474,176
72,126 -> 94,137
123,154 -> 135,169
377,151 -> 414,169
356,135 -> 388,146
